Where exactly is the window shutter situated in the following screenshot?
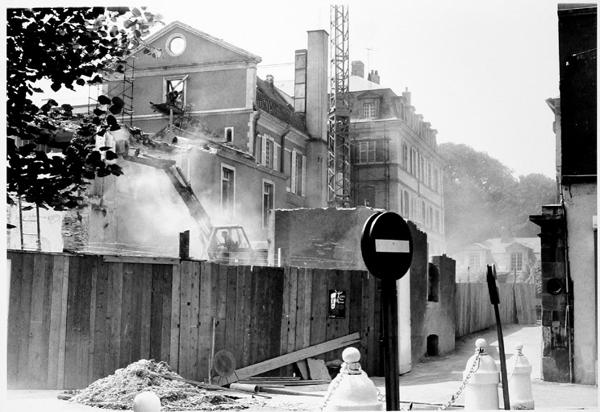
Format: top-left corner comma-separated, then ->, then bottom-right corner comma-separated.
301,155 -> 307,196
261,135 -> 267,166
291,150 -> 297,193
274,143 -> 280,171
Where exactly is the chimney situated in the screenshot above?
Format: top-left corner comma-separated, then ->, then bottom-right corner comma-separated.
265,74 -> 274,86
294,49 -> 307,113
402,87 -> 411,105
306,30 -> 329,141
367,69 -> 380,84
351,60 -> 365,78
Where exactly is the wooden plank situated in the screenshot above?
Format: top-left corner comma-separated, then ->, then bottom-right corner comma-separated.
87,256 -> 99,384
40,254 -> 55,388
47,255 -> 65,388
197,262 -> 213,381
248,266 -> 260,366
224,265 -> 237,354
28,253 -> 48,388
294,267 -> 306,352
307,358 -> 331,381
359,273 -> 371,370
189,262 -> 201,379
229,332 -> 361,383
103,255 -> 179,265
348,271 -> 363,335
286,267 -> 298,355
309,269 -> 328,348
169,263 -> 181,371
7,252 -> 23,388
140,264 -> 153,360
57,254 -> 70,388
160,265 -> 172,363
301,268 -> 313,350
149,264 -> 163,361
129,263 -> 145,364
91,257 -> 109,382
119,263 -> 135,367
241,265 -> 253,368
233,265 -> 247,368
16,252 -> 34,387
279,267 -> 291,359
178,261 -> 192,379
105,262 -> 123,376
295,360 -> 309,380
267,267 -> 284,375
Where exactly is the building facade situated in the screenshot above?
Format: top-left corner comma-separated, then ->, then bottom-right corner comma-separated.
83,22 -> 330,256
530,4 -> 597,385
348,64 -> 446,256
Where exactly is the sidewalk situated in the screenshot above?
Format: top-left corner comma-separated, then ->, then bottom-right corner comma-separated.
390,324 -> 598,410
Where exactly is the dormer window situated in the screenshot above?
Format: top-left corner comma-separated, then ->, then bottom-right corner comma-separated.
362,101 -> 377,118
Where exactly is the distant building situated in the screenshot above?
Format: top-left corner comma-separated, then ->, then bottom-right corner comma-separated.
348,63 -> 446,256
453,236 -> 540,283
530,3 -> 597,384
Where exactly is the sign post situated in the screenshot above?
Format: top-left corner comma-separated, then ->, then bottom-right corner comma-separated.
361,211 -> 413,411
487,264 -> 510,410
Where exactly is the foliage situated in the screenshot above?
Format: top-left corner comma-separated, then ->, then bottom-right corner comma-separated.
439,143 -> 557,251
7,7 -> 162,210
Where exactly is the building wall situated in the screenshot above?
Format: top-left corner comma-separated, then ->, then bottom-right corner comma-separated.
563,182 -> 597,384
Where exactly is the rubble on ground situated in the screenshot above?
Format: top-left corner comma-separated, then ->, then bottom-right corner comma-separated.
68,359 -> 255,410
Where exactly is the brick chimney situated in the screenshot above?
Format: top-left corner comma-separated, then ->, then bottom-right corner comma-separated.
351,60 -> 365,78
294,49 -> 307,113
402,87 -> 411,105
367,69 -> 380,84
306,30 -> 329,142
265,74 -> 274,86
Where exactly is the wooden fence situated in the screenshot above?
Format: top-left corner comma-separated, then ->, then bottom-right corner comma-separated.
7,250 -> 382,389
455,282 -> 538,338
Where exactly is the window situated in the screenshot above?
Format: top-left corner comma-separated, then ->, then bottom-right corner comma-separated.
262,181 -> 274,228
469,253 -> 480,270
433,168 -> 439,192
291,150 -> 306,196
410,148 -> 418,176
428,206 -> 433,227
419,155 -> 425,182
421,200 -> 426,223
402,143 -> 408,170
427,162 -> 432,187
221,165 -> 235,218
164,76 -> 187,108
224,127 -> 234,142
358,141 -> 385,163
363,102 -> 376,118
434,209 -> 440,232
166,33 -> 186,56
260,134 -> 279,171
403,191 -> 410,218
510,252 -> 523,271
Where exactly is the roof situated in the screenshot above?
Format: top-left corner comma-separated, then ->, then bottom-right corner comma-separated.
481,237 -> 541,254
349,75 -> 386,92
256,78 -> 306,132
135,21 -> 261,63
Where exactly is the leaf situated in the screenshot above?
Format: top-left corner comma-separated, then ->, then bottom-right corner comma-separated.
7,224 -> 16,229
97,95 -> 111,105
111,96 -> 124,107
106,115 -> 118,126
93,108 -> 105,116
131,7 -> 142,17
76,78 -> 86,86
109,104 -> 122,115
50,82 -> 61,92
105,150 -> 118,160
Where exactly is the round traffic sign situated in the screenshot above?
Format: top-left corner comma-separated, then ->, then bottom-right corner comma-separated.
360,211 -> 413,280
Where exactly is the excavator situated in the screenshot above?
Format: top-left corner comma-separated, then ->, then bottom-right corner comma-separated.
122,153 -> 260,264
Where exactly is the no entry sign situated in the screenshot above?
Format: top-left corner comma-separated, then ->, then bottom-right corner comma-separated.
361,211 -> 413,280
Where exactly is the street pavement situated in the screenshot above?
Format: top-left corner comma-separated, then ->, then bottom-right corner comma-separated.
6,324 -> 598,411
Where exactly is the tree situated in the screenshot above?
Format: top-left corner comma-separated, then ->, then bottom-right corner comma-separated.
439,143 -> 557,251
7,7 -> 162,211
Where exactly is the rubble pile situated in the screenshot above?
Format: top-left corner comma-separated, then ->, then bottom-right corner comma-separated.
69,359 -> 249,410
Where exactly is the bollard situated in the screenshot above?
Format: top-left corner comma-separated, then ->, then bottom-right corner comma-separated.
508,344 -> 534,409
322,347 -> 383,411
133,391 -> 161,412
463,338 -> 499,410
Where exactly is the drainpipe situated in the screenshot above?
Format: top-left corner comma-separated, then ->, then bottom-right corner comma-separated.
249,110 -> 260,155
561,195 -> 574,383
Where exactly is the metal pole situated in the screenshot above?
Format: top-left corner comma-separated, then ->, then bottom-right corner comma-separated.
487,265 -> 510,410
35,204 -> 41,251
381,278 -> 399,411
18,197 -> 24,249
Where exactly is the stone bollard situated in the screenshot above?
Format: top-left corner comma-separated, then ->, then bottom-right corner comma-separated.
133,391 -> 161,412
322,347 -> 383,411
463,338 -> 499,410
508,344 -> 534,409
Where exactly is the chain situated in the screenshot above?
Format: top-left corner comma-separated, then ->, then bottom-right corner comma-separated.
320,363 -> 348,412
437,351 -> 482,410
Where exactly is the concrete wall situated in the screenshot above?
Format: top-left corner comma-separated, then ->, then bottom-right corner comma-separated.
564,182 -> 597,384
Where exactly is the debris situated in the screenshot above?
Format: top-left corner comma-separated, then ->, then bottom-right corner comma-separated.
67,359 -> 256,410
228,332 -> 360,384
307,358 -> 331,381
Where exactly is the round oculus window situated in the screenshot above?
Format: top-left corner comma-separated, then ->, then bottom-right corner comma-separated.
166,34 -> 186,56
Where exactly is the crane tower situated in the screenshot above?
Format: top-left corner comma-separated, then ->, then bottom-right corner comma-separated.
327,5 -> 351,207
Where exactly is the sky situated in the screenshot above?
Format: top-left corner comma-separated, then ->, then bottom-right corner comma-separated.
8,0 -> 564,178
150,0 -> 562,178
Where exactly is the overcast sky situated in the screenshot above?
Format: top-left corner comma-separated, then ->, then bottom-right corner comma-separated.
12,0 -> 564,178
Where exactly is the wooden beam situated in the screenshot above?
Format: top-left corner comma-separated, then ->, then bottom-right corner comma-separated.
228,332 -> 360,384
102,255 -> 180,265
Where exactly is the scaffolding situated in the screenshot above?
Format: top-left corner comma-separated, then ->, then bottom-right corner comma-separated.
88,59 -> 136,127
327,5 -> 351,207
